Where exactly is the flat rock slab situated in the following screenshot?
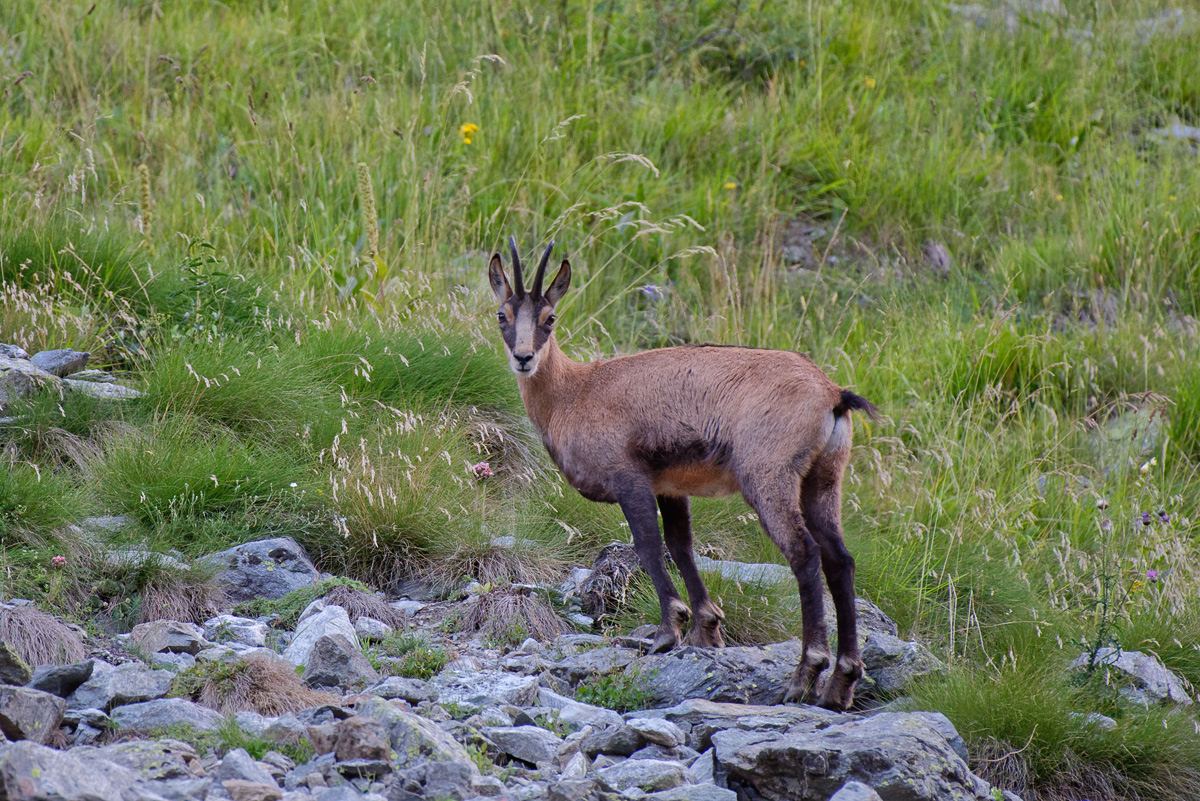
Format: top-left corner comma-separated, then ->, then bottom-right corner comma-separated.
595,758 -> 689,793
207,537 -> 320,604
63,378 -> 143,399
111,698 -> 224,734
0,686 -> 66,744
0,740 -> 151,801
632,698 -> 842,751
633,642 -> 805,707
130,620 -> 210,656
80,738 -> 200,780
432,669 -> 540,711
66,661 -> 175,711
713,711 -> 991,801
364,676 -> 438,704
552,646 -> 641,686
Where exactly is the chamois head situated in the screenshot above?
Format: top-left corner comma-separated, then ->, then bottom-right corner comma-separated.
488,237 -> 571,377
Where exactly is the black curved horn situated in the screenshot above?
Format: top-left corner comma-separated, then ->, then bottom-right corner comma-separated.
509,236 -> 525,295
531,241 -> 555,297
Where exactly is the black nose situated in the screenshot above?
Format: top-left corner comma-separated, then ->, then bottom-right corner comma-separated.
514,353 -> 533,369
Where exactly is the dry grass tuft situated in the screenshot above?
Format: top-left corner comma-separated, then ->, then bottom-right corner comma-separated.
322,583 -> 406,627
463,587 -> 572,646
0,605 -> 87,666
177,653 -> 338,716
139,581 -> 226,626
421,532 -> 567,592
580,543 -> 642,618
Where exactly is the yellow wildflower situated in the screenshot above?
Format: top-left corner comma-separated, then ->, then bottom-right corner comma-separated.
864,77 -> 876,89
459,123 -> 480,144
1169,195 -> 1177,201
1055,194 -> 1063,202
723,181 -> 738,190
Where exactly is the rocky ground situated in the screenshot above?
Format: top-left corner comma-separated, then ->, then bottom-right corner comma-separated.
1,531 -> 1186,801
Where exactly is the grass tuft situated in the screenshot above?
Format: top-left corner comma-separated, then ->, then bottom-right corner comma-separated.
0,605 -> 87,667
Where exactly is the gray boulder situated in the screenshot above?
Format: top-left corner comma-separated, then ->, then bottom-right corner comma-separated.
130,620 -> 210,656
353,695 -> 478,772
66,661 -> 174,711
204,615 -> 270,648
0,644 -> 31,686
208,537 -> 320,603
595,759 -> 689,793
215,747 -> 277,785
0,740 -> 150,801
1070,648 -> 1193,705
0,345 -> 29,360
110,698 -> 223,734
0,356 -> 59,410
29,660 -> 94,698
354,616 -> 393,642
0,686 -> 66,744
861,632 -> 946,694
30,349 -> 89,377
301,634 -> 380,689
713,711 -> 990,801
283,604 -> 358,669
364,676 -> 438,704
626,717 -> 685,748
481,725 -> 563,765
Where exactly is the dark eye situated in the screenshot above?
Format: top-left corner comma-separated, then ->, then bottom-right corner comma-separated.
546,314 -> 556,326
497,312 -> 507,324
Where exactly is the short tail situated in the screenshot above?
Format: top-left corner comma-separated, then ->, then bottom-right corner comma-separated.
833,389 -> 878,421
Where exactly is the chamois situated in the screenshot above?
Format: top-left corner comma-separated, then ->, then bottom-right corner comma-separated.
488,238 -> 876,710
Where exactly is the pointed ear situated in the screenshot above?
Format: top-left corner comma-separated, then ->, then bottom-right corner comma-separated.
488,254 -> 512,304
545,259 -> 571,306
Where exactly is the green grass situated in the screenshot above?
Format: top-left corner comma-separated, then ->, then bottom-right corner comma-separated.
3,0 -> 1200,797
367,632 -> 448,680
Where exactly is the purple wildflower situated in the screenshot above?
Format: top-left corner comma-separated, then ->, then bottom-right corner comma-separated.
640,284 -> 668,301
1141,511 -> 1152,527
1158,510 -> 1170,524
1147,569 -> 1159,583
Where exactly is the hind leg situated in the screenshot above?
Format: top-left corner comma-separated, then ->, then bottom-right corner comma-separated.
659,495 -> 725,648
614,477 -> 689,654
802,429 -> 863,711
743,473 -> 831,706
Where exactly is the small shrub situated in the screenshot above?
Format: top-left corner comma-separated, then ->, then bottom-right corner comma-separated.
574,670 -> 653,714
368,632 -> 448,680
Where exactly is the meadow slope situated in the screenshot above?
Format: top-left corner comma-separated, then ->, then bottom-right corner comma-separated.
2,1 -> 1200,798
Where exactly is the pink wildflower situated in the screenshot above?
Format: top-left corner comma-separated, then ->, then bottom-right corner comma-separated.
471,461 -> 493,479
51,555 -> 67,568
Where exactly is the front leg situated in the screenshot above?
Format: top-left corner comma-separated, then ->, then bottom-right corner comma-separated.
615,477 -> 689,654
659,495 -> 725,648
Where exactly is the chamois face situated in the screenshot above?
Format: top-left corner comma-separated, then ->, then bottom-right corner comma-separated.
488,241 -> 571,378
